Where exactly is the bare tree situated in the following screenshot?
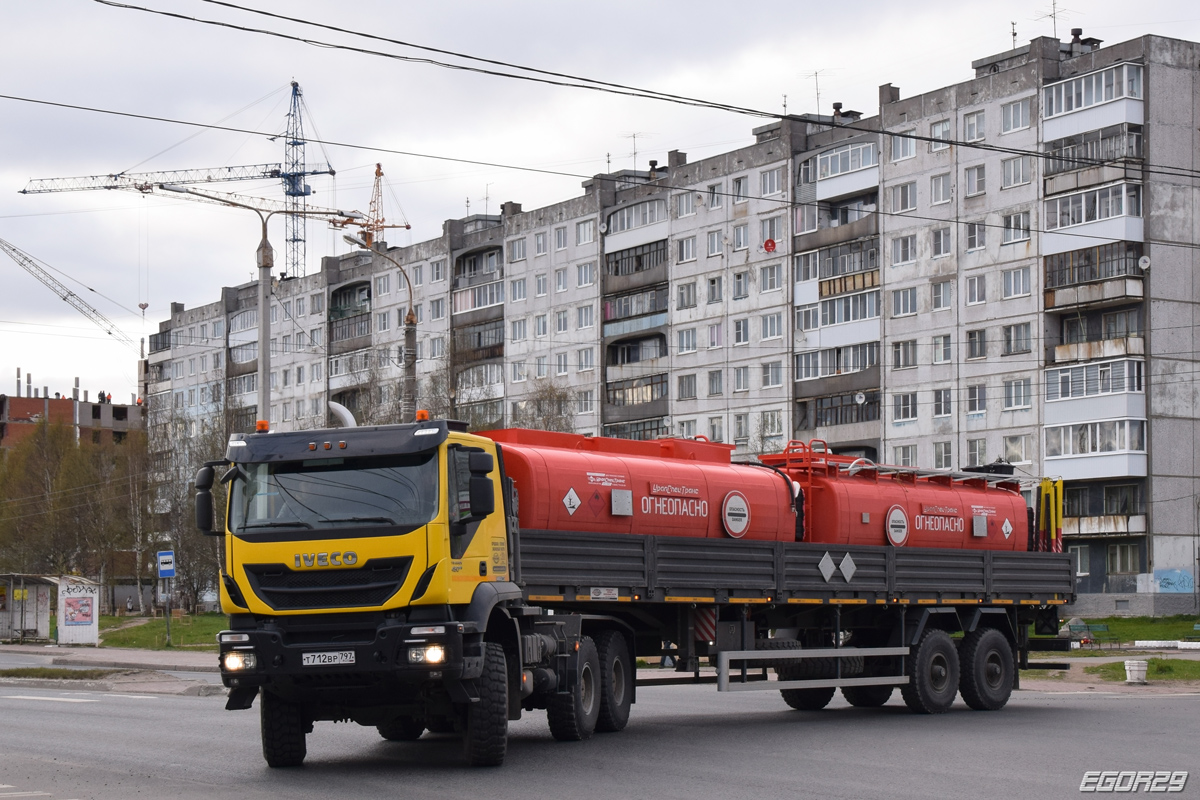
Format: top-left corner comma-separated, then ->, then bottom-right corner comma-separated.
510,378 -> 577,433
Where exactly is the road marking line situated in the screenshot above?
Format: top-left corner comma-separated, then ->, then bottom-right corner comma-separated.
1,695 -> 99,703
0,792 -> 53,797
102,694 -> 157,700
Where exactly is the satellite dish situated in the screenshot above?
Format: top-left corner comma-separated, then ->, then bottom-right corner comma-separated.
1138,255 -> 1150,270
854,391 -> 866,405
598,222 -> 608,234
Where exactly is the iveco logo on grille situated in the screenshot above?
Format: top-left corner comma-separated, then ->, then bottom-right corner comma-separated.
294,551 -> 358,568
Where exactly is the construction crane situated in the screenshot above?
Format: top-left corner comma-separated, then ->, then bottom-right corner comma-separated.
330,163 -> 411,248
20,81 -> 334,277
0,237 -> 137,352
19,164 -> 284,194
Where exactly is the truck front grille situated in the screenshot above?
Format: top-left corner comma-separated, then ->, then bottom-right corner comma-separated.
242,557 -> 412,610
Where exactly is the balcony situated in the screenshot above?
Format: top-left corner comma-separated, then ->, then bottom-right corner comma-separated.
1053,335 -> 1143,365
1046,276 -> 1142,310
795,213 -> 878,252
1063,514 -> 1147,537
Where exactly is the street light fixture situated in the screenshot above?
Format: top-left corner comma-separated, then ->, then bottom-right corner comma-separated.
343,233 -> 418,423
160,184 -> 362,429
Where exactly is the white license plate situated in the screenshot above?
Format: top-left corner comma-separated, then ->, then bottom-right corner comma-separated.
302,650 -> 355,667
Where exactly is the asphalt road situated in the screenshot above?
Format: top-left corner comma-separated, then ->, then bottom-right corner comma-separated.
1,680 -> 1197,800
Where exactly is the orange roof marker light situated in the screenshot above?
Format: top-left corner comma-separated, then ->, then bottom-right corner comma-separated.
255,420 -> 270,433
415,409 -> 430,421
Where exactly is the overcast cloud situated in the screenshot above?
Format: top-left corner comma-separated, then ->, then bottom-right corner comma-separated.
2,0 -> 1197,400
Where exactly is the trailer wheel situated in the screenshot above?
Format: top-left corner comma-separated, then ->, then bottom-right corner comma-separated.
594,630 -> 632,733
840,685 -> 893,707
900,629 -> 959,714
464,642 -> 508,766
548,636 -> 600,741
377,715 -> 425,741
781,686 -> 836,711
260,691 -> 307,768
958,628 -> 1014,711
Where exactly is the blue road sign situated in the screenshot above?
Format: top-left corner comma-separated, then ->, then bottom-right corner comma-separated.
157,550 -> 176,579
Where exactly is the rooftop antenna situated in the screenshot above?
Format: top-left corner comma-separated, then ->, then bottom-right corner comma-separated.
782,94 -> 788,115
606,152 -> 611,173
804,71 -> 825,115
484,183 -> 493,217
1011,21 -> 1018,49
465,196 -> 470,216
1034,0 -> 1073,39
622,132 -> 650,171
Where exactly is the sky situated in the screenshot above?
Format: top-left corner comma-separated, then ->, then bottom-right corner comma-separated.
2,0 -> 1199,402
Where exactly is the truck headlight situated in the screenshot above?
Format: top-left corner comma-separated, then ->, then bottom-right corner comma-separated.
223,650 -> 258,671
408,645 -> 446,664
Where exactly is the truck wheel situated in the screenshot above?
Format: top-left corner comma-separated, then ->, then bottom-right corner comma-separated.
762,639 -> 863,677
464,642 -> 508,766
781,686 -> 836,711
594,630 -> 632,733
260,691 -> 307,768
958,628 -> 1014,711
901,629 -> 959,714
841,685 -> 893,707
548,636 -> 600,741
377,716 -> 425,741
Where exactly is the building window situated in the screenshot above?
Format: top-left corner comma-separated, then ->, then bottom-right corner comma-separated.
1045,419 -> 1146,458
1002,156 -> 1031,188
932,227 -> 951,257
707,183 -> 723,208
796,303 -> 819,331
1045,183 -> 1141,230
677,281 -> 697,310
795,251 -> 818,282
892,182 -> 916,212
734,413 -> 749,442
1002,212 -> 1031,243
761,167 -> 782,196
1004,434 -> 1029,463
708,370 -> 723,396
932,281 -> 952,310
577,262 -> 596,287
678,374 -> 697,400
892,131 -> 916,161
511,319 -> 527,342
577,389 -> 595,414
934,441 -> 952,469
1105,484 -> 1143,515
967,329 -> 987,359
1004,378 -> 1032,409
430,337 -> 445,358
891,340 -> 917,369
430,298 -> 445,320
1069,544 -> 1090,576
508,238 -> 527,262
1003,323 -> 1032,355
555,352 -> 569,375
762,361 -> 783,388
967,275 -> 986,305
733,271 -> 750,300
376,311 -> 390,332
893,287 -> 917,317
933,388 -> 952,417
709,416 -> 724,442
535,356 -> 548,378
1002,98 -> 1031,132
708,323 -> 722,348
931,173 -> 951,205
734,319 -> 750,345
1047,358 -> 1144,401
577,220 -> 595,245
820,289 -> 880,325
733,225 -> 749,251
964,110 -> 985,141
431,260 -> 445,282
1003,267 -> 1031,298
967,438 -> 987,466
762,409 -> 783,437
732,177 -> 747,202
535,315 -> 547,337
967,384 -> 987,413
707,230 -> 723,256
892,235 -> 916,265
578,348 -> 594,372
511,361 -> 527,382
578,304 -> 594,329
933,334 -> 952,364
676,419 -> 697,438
966,221 -> 986,251
677,192 -> 695,217
1108,543 -> 1138,575
734,366 -> 750,392
555,227 -> 568,250
1044,63 -> 1143,118
892,393 -> 917,421
678,328 -> 697,353
761,264 -> 781,292
965,165 -> 986,196
556,310 -> 569,333
761,313 -> 782,340
535,274 -> 548,297
555,268 -> 568,292
511,277 -> 527,301
678,237 -> 696,263
761,216 -> 781,245
818,141 -> 878,178
894,445 -> 916,467
930,120 -> 950,151
535,232 -> 547,256
708,276 -> 723,303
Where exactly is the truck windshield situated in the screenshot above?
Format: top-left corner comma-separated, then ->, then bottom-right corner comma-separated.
228,453 -> 439,535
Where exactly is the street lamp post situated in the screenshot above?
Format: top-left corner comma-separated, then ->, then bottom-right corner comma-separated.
343,234 -> 417,423
160,185 -> 361,428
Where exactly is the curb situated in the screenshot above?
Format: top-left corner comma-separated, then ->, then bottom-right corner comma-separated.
0,675 -> 227,697
49,657 -> 219,673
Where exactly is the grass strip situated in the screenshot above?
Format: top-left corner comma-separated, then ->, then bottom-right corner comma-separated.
1083,658 -> 1200,682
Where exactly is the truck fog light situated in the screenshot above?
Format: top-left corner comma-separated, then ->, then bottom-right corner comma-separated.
408,645 -> 446,664
223,650 -> 257,671
219,633 -> 250,643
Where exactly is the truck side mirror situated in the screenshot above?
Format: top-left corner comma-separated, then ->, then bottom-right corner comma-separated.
195,466 -> 216,535
468,452 -> 495,518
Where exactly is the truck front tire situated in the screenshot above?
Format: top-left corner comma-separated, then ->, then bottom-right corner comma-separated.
594,630 -> 632,733
260,691 -> 308,768
901,629 -> 960,714
958,627 -> 1014,711
781,686 -> 836,710
464,642 -> 508,766
548,636 -> 600,741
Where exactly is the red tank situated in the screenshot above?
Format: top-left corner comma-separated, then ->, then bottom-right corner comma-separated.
482,431 -> 1029,551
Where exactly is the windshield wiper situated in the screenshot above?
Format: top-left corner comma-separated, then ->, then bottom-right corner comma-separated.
239,521 -> 313,530
320,516 -> 397,525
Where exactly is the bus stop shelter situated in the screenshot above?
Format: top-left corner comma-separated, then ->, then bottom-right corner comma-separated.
0,574 -> 55,642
